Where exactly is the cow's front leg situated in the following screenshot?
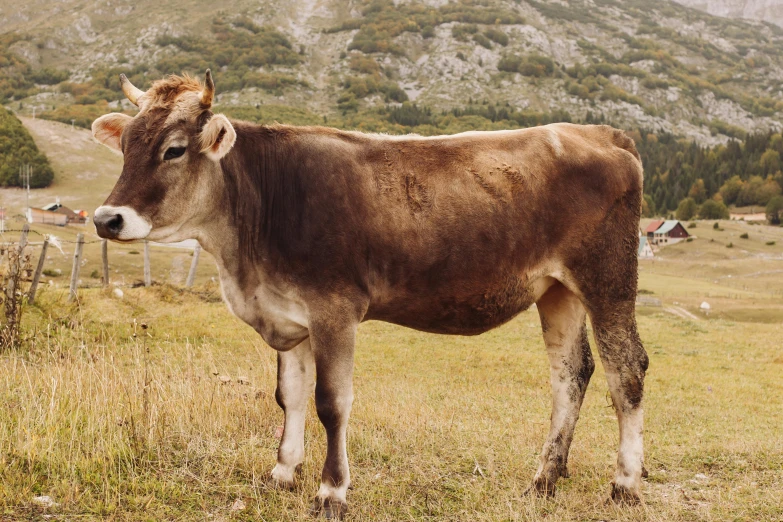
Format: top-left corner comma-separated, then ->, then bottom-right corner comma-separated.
271,338 -> 315,489
529,283 -> 594,497
309,316 -> 357,520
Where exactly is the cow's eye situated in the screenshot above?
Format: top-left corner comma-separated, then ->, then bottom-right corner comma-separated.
164,147 -> 186,161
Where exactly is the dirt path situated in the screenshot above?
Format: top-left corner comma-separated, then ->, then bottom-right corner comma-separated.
664,305 -> 700,321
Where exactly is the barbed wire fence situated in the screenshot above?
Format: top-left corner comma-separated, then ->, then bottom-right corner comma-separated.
0,226 -> 203,305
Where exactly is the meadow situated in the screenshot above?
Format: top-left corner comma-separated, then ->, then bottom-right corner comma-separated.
0,221 -> 781,521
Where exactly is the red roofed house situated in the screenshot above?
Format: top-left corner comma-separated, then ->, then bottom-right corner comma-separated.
646,220 -> 689,246
644,220 -> 664,240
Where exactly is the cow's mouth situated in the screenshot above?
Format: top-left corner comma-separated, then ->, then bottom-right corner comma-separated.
93,205 -> 152,241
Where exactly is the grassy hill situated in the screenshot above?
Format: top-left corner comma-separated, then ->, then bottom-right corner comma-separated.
0,116 -> 120,213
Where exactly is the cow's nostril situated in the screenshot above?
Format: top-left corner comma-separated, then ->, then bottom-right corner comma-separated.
106,214 -> 123,234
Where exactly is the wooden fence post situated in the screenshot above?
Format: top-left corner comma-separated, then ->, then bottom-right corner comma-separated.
101,239 -> 109,287
185,244 -> 200,288
5,223 -> 29,314
143,240 -> 151,287
27,236 -> 49,304
68,233 -> 84,302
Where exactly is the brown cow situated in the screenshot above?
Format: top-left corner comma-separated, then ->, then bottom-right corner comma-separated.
92,71 -> 649,518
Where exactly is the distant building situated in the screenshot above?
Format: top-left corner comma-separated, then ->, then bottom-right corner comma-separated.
638,235 -> 654,258
42,198 -> 87,225
646,219 -> 689,246
644,220 -> 664,240
28,207 -> 67,226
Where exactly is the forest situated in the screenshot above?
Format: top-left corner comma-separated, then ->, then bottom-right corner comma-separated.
634,130 -> 783,216
0,107 -> 54,188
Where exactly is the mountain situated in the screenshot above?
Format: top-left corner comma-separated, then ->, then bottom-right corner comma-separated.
671,0 -> 783,28
1,0 -> 782,147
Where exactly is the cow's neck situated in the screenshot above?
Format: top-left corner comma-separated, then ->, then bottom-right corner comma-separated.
195,169 -> 310,351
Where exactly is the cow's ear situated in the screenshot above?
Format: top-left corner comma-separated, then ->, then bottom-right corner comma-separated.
92,113 -> 132,151
199,114 -> 236,161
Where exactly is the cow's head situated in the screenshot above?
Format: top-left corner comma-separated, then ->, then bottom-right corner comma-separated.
92,70 -> 236,242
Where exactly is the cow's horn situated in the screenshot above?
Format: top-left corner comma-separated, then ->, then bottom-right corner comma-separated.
119,74 -> 145,106
200,69 -> 214,107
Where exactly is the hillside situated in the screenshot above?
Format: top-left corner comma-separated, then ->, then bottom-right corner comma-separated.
672,0 -> 783,28
1,0 -> 782,146
0,116 -> 120,213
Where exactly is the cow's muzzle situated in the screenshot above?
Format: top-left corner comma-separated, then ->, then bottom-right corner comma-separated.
93,205 -> 152,241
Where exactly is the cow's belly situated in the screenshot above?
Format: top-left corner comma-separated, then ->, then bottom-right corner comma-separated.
368,274 -> 556,335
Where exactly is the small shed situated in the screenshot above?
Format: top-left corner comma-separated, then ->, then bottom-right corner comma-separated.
28,207 -> 67,226
638,236 -> 654,258
42,201 -> 87,224
649,220 -> 689,246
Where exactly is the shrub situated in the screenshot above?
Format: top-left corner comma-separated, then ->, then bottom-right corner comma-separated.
686,237 -> 694,242
713,222 -> 720,229
29,68 -> 69,85
698,199 -> 730,220
739,232 -> 749,239
766,241 -> 776,245
498,54 -> 524,72
349,54 -> 381,75
452,24 -> 478,41
726,242 -> 733,248
766,195 -> 783,225
42,268 -> 61,277
675,197 -> 697,221
337,93 -> 359,112
484,28 -> 509,46
473,33 -> 492,49
688,222 -> 696,229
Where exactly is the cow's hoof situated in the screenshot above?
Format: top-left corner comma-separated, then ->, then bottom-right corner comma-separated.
269,463 -> 300,490
559,465 -> 570,479
641,465 -> 649,479
310,497 -> 347,520
609,482 -> 641,505
524,478 -> 556,498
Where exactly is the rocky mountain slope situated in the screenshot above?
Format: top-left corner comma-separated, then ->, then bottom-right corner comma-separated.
672,0 -> 783,28
1,0 -> 782,145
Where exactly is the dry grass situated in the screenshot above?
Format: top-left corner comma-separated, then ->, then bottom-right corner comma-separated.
0,286 -> 781,521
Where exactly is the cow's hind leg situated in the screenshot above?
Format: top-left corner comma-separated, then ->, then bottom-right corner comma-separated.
529,282 -> 594,497
570,188 -> 649,503
589,300 -> 648,503
271,338 -> 315,489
